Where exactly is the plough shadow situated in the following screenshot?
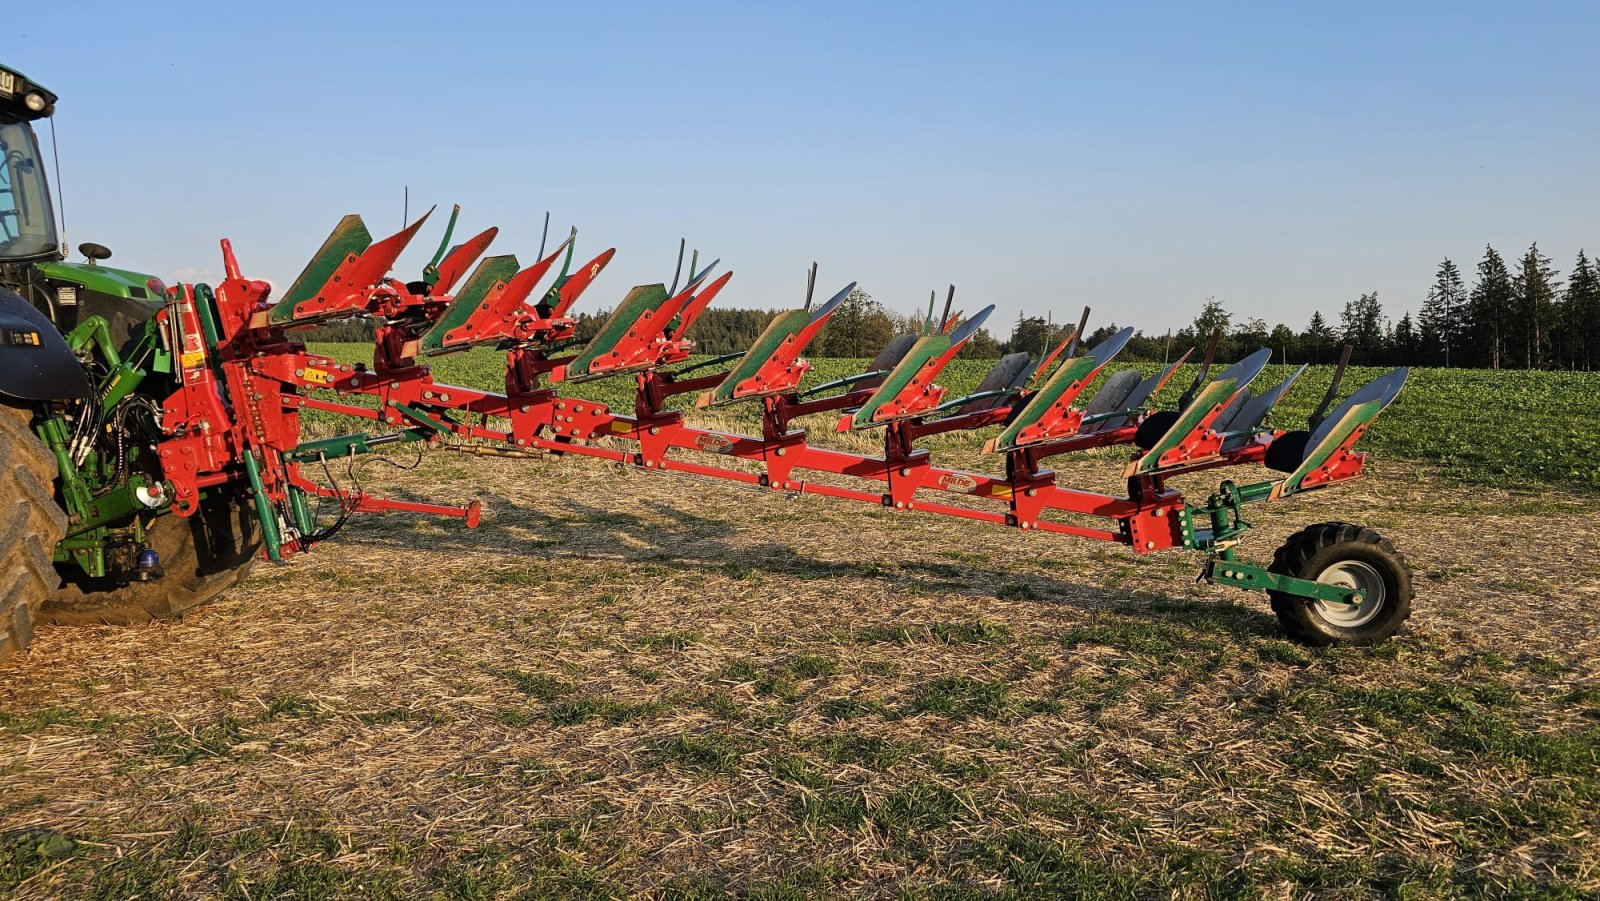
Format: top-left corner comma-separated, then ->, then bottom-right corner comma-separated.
329,486 -> 1281,641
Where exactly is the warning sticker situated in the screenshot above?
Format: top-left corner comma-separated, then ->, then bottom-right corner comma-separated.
180,351 -> 205,369
302,367 -> 333,385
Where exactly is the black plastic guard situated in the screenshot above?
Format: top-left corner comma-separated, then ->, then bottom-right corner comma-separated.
0,287 -> 91,401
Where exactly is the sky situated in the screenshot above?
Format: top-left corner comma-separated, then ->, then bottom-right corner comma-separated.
10,1 -> 1599,335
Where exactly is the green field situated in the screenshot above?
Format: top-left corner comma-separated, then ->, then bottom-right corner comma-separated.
307,344 -> 1600,492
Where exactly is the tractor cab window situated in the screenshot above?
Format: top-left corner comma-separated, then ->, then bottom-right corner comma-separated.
0,120 -> 58,261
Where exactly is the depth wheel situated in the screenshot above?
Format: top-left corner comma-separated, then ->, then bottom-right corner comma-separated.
42,493 -> 262,626
1268,521 -> 1413,646
0,404 -> 66,659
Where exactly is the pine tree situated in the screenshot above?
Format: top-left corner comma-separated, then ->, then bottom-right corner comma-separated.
1419,258 -> 1465,366
1467,246 -> 1513,369
1563,250 -> 1600,370
1390,312 -> 1419,364
1300,312 -> 1336,363
1511,243 -> 1561,369
1340,292 -> 1386,363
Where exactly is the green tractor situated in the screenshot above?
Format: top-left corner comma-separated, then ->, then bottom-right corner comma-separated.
1,64 -> 258,658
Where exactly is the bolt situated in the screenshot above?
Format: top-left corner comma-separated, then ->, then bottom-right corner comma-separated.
423,390 -> 434,399
649,427 -> 660,435
574,405 -> 584,413
556,402 -> 566,410
519,405 -> 530,413
294,368 -> 304,377
775,447 -> 786,456
390,381 -> 400,389
1146,540 -> 1156,549
894,501 -> 904,509
440,393 -> 451,402
1025,488 -> 1036,497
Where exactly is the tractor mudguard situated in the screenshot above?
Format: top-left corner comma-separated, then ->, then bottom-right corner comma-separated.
0,286 -> 90,401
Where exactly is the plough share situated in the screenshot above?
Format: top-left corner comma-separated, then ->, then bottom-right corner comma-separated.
150,208 -> 1414,646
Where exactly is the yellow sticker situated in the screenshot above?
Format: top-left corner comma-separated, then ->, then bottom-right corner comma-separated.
610,420 -> 632,434
180,351 -> 205,369
303,367 -> 333,385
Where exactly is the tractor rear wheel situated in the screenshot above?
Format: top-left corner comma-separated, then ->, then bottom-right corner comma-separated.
1268,521 -> 1413,646
0,404 -> 66,659
42,493 -> 262,626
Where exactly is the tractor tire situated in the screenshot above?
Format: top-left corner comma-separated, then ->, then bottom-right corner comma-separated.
0,404 -> 66,660
42,493 -> 261,626
1268,521 -> 1413,646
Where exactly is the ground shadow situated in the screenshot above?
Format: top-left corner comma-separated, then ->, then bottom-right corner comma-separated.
325,489 -> 1282,642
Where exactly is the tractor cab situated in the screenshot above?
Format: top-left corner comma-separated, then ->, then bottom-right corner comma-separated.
0,65 -> 60,265
1,63 -> 166,347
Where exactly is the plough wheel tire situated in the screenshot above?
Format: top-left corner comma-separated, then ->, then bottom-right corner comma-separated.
0,405 -> 65,660
42,494 -> 261,626
1268,522 -> 1413,646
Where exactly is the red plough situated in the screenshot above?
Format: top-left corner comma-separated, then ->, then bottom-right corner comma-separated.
153,211 -> 1417,645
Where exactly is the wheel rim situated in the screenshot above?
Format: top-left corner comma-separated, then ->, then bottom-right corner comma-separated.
1312,559 -> 1387,628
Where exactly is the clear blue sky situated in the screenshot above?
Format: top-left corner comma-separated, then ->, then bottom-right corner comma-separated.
11,1 -> 1599,334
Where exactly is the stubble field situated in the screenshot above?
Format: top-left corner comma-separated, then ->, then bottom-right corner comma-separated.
1,352 -> 1597,898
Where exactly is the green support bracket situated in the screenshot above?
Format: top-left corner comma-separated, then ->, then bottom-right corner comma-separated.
1207,559 -> 1363,606
1189,479 -> 1277,549
388,404 -> 450,435
1186,477 -> 1357,606
243,450 -> 284,562
286,426 -> 434,463
65,315 -> 149,409
61,475 -> 165,538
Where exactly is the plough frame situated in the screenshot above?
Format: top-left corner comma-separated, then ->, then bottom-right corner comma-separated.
117,209 -> 1412,645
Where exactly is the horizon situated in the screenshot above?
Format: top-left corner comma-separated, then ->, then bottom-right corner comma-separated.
9,1 -> 1598,332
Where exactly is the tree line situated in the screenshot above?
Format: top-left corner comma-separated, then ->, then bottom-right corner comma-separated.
679,242 -> 1600,368
304,241 -> 1598,369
